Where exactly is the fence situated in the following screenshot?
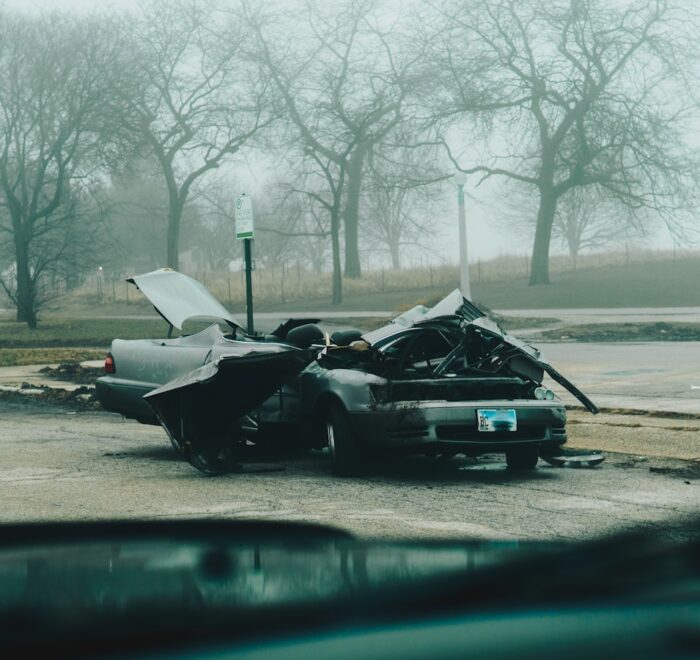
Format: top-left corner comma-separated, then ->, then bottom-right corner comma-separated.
62,247 -> 700,308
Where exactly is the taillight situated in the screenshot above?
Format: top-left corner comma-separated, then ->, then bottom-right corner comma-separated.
104,353 -> 116,374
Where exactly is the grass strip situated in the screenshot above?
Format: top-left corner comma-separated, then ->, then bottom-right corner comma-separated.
0,348 -> 106,367
537,322 -> 700,342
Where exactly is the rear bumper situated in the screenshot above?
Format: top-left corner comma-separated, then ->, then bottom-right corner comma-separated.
96,376 -> 158,424
348,400 -> 566,454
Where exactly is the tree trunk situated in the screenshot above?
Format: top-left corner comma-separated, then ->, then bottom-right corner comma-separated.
529,188 -> 557,285
570,245 -> 578,272
389,240 -> 400,269
14,229 -> 37,328
343,147 -> 366,279
166,198 -> 183,270
330,208 -> 342,304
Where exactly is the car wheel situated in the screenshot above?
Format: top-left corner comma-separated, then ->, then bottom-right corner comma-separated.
325,403 -> 363,477
505,446 -> 539,471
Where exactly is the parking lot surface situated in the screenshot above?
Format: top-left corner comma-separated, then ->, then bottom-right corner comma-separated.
1,400 -> 697,541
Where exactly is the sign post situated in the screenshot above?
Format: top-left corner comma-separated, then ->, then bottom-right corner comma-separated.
235,193 -> 255,335
454,172 -> 471,298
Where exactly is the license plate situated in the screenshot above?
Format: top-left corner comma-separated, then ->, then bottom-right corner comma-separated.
477,409 -> 517,432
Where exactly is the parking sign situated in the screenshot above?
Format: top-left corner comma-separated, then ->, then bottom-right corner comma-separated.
235,194 -> 254,240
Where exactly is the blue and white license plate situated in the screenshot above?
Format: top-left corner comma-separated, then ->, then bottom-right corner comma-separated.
477,409 -> 517,432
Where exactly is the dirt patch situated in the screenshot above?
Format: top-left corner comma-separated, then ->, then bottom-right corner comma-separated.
0,383 -> 99,409
39,362 -> 102,385
649,461 -> 700,480
536,322 -> 700,342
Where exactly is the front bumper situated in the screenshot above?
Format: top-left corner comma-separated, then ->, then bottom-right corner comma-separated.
349,400 -> 567,454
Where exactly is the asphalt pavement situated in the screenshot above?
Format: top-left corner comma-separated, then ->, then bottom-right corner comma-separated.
537,341 -> 700,414
1,306 -> 698,541
0,400 -> 697,542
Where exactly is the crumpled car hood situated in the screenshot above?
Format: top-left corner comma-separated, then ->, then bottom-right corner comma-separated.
127,268 -> 241,331
363,289 -> 598,414
471,316 -> 599,414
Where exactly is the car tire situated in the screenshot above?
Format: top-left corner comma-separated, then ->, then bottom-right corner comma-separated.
325,403 -> 363,477
505,446 -> 539,471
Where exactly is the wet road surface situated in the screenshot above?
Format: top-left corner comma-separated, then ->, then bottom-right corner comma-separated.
538,341 -> 700,414
1,400 -> 697,542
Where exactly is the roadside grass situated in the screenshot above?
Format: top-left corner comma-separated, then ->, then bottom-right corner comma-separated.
192,256 -> 700,312
0,318 -> 172,348
0,348 -> 106,367
25,248 -> 700,315
2,252 -> 699,340
471,259 -> 700,309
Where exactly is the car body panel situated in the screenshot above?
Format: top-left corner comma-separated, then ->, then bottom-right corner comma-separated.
144,348 -> 319,457
96,271 -> 598,471
95,376 -> 158,424
348,399 -> 567,451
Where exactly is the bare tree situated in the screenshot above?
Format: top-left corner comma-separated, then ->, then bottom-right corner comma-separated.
98,157 -> 170,274
252,182 -> 328,270
553,190 -> 651,267
0,10 -> 120,327
292,150 -> 350,303
504,183 -> 650,268
434,0 -> 699,284
193,182 -> 239,272
294,209 -> 332,274
248,0 -> 418,279
363,144 -> 447,268
196,178 -> 304,272
121,0 -> 275,271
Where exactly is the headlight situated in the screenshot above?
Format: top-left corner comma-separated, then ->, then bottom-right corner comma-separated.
534,386 -> 557,401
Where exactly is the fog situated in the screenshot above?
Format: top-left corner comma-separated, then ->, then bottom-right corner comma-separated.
0,0 -> 698,324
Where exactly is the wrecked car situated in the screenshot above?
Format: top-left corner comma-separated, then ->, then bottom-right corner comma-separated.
96,268 -> 598,475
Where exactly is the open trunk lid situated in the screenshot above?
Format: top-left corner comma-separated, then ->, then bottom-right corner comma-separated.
127,268 -> 241,331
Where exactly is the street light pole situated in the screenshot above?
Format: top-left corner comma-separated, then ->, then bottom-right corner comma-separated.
454,172 -> 471,298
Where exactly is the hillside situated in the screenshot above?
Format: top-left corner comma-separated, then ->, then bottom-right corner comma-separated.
253,257 -> 700,312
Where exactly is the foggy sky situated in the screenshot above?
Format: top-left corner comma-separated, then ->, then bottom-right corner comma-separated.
2,0 -> 686,265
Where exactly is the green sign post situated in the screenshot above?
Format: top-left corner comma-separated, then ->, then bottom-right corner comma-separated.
235,193 -> 255,334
